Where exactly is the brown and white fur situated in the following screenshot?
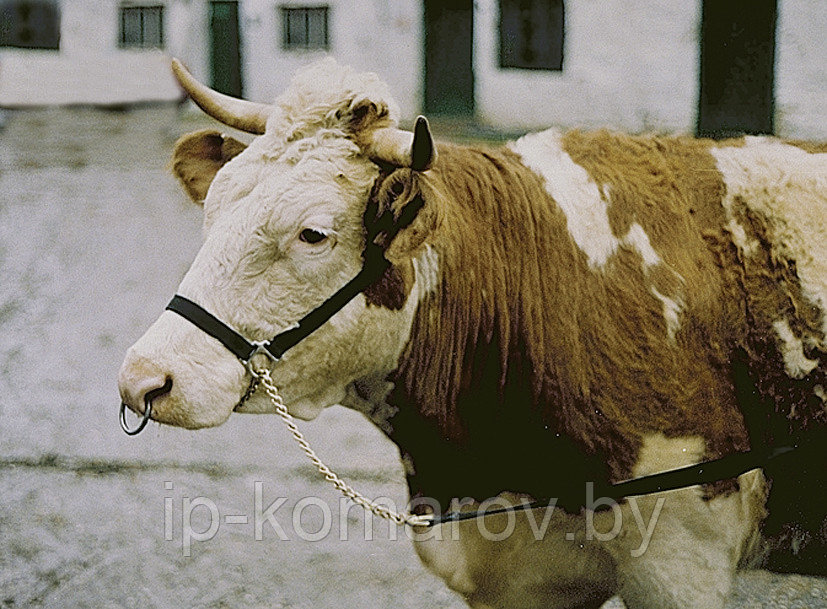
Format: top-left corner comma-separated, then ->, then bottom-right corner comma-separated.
119,60 -> 827,609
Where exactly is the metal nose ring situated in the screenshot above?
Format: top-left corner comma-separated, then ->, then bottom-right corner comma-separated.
119,378 -> 172,436
120,399 -> 152,435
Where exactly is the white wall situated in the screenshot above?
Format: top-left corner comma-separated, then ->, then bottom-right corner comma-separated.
166,0 -> 211,89
2,0 -> 824,142
474,0 -> 701,133
775,0 -> 827,139
240,0 -> 423,120
0,0 -> 187,107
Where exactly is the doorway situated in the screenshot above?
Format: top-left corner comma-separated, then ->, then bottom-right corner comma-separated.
210,1 -> 243,97
424,0 -> 474,116
697,0 -> 777,138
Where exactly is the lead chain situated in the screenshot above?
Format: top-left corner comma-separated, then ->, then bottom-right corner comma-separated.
235,374 -> 260,410
253,367 -> 433,528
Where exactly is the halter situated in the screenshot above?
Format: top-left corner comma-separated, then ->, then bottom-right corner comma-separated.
164,242 -> 391,379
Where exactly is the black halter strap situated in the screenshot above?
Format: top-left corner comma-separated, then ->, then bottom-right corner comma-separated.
165,294 -> 259,362
166,194 -> 422,367
166,246 -> 390,364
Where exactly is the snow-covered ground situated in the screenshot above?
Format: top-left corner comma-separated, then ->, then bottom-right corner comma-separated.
0,107 -> 825,608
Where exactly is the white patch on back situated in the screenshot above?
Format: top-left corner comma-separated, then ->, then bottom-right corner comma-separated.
623,222 -> 663,268
725,218 -> 760,258
511,131 -> 685,343
510,130 -> 620,268
651,288 -> 683,343
712,140 -> 827,340
772,319 -> 820,379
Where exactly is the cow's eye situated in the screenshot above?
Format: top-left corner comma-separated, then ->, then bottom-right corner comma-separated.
299,228 -> 329,244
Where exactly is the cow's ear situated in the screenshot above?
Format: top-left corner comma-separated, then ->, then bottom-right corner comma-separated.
170,129 -> 247,204
365,170 -> 440,263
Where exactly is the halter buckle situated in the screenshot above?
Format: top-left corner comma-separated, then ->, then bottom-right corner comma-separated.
243,341 -> 281,378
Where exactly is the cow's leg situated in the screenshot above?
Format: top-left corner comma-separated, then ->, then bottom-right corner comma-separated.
612,523 -> 736,609
608,470 -> 766,609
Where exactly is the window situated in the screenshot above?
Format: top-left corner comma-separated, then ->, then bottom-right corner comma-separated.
281,6 -> 329,50
119,5 -> 164,49
500,0 -> 564,70
0,0 -> 60,50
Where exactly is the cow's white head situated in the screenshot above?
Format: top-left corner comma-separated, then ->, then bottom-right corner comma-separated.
118,59 -> 439,429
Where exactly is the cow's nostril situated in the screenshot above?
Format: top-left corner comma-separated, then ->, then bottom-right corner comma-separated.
118,355 -> 174,415
144,377 -> 173,405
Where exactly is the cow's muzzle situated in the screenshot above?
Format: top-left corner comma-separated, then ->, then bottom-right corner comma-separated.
119,378 -> 173,435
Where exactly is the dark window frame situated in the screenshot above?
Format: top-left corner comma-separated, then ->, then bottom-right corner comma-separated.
280,5 -> 329,51
119,4 -> 164,49
0,0 -> 60,50
499,0 -> 564,71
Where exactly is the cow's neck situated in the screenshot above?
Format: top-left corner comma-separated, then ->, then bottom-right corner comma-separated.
369,144 -> 619,509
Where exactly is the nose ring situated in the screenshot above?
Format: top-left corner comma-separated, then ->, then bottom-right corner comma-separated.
119,399 -> 152,435
119,379 -> 172,436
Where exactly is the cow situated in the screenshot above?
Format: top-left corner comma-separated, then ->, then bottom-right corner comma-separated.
119,58 -> 827,609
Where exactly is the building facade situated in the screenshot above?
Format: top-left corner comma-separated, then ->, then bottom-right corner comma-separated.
0,0 -> 824,139
0,0 -> 184,105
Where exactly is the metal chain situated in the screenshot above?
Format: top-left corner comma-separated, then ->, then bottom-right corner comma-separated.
235,374 -> 261,410
253,367 -> 433,528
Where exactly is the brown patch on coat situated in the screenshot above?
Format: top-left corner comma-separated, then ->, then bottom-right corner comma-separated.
361,167 -> 438,310
708,197 -> 827,431
703,137 -> 827,560
566,130 -> 827,433
363,261 -> 414,310
566,132 -> 827,432
562,131 -> 756,456
702,138 -> 827,435
170,130 -> 248,203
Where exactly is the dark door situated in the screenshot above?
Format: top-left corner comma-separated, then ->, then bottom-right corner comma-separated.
210,1 -> 242,97
697,0 -> 777,138
424,0 -> 474,116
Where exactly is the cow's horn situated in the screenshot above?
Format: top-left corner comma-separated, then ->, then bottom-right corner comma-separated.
171,58 -> 271,135
411,116 -> 436,171
368,116 -> 437,170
